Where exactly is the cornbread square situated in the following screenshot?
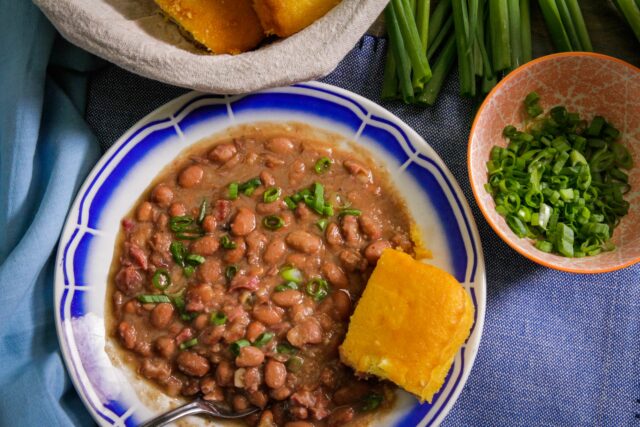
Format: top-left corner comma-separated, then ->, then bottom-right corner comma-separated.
340,249 -> 474,402
252,0 -> 341,37
154,0 -> 265,54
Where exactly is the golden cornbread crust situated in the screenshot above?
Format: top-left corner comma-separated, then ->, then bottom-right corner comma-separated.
154,0 -> 265,54
253,0 -> 341,37
340,249 -> 474,403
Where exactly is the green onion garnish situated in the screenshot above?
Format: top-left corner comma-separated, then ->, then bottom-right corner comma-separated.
169,215 -> 194,232
220,235 -> 237,249
183,265 -> 195,278
137,294 -> 172,304
486,93 -> 633,258
305,278 -> 330,301
263,215 -> 285,230
284,197 -> 297,210
286,355 -> 304,372
152,269 -> 171,291
179,338 -> 198,351
185,254 -> 205,265
253,332 -> 275,347
339,208 -> 362,217
275,282 -> 299,292
197,199 -> 207,224
225,265 -> 238,281
228,182 -> 239,200
263,187 -> 282,203
281,267 -> 303,284
360,393 -> 384,411
316,218 -> 329,231
170,241 -> 186,267
277,342 -> 298,355
230,339 -> 251,357
210,312 -> 227,326
238,177 -> 261,196
314,157 -> 332,174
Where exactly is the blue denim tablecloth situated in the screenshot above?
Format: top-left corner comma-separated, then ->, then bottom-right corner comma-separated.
2,1 -> 639,426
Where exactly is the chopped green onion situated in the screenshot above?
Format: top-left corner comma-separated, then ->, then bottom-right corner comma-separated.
179,338 -> 198,351
253,332 -> 275,347
170,241 -> 186,266
197,199 -> 207,224
137,294 -> 172,304
314,157 -> 332,174
228,182 -> 239,200
277,342 -> 298,355
183,265 -> 195,278
230,339 -> 251,357
339,208 -> 362,217
263,215 -> 285,230
220,235 -> 237,249
225,265 -> 238,281
286,355 -> 304,372
239,177 -> 261,196
361,393 -> 384,412
281,267 -> 303,284
210,312 -> 227,326
169,215 -> 196,232
263,187 -> 282,203
316,218 -> 329,231
152,269 -> 171,291
185,254 -> 205,266
284,197 -> 297,210
305,278 -> 330,301
275,282 -> 299,292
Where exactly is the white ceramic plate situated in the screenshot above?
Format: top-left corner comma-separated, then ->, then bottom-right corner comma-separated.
34,0 -> 387,94
55,82 -> 486,426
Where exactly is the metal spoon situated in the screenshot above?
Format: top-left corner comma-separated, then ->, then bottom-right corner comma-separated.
140,398 -> 258,427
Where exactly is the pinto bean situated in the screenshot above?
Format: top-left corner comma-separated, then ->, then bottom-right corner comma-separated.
343,159 -> 373,183
231,208 -> 256,236
246,321 -> 266,342
265,154 -> 285,168
150,303 -> 174,329
339,249 -> 366,272
151,183 -> 173,207
246,230 -> 267,265
266,137 -> 295,154
330,290 -> 352,321
290,407 -> 309,420
200,325 -> 225,345
248,390 -> 269,409
272,290 -> 303,307
327,407 -> 355,426
322,262 -> 348,288
242,367 -> 262,393
253,303 -> 283,325
209,143 -> 237,163
285,231 -> 322,254
325,223 -> 344,247
223,320 -> 249,343
295,203 -> 312,220
236,346 -> 265,367
115,266 -> 143,295
141,358 -> 171,381
270,387 -> 292,400
341,215 -> 361,248
216,360 -> 234,386
258,409 -> 276,426
118,321 -> 137,349
198,258 -> 222,283
155,336 -> 176,359
152,232 -> 172,253
169,202 -> 186,217
287,317 -> 323,348
223,238 -> 246,263
202,215 -> 217,233
260,170 -> 276,187
176,351 -> 210,377
186,283 -> 214,311
136,202 -> 153,222
264,360 -> 287,389
364,239 -> 392,263
232,394 -> 250,411
263,238 -> 286,265
190,235 -> 219,256
359,215 -> 382,240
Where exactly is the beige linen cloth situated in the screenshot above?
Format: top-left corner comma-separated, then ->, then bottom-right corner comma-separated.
34,0 -> 388,94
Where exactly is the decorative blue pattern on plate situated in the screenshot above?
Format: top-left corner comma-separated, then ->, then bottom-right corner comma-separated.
55,82 -> 486,427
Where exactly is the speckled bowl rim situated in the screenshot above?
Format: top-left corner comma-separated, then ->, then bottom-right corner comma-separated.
468,52 -> 640,274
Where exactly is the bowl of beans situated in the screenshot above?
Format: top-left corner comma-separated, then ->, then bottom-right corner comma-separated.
469,52 -> 640,273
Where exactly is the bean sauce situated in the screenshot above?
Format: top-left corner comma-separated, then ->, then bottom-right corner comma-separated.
108,124 -> 415,426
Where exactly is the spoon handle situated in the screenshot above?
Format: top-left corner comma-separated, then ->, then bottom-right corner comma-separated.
139,401 -> 206,427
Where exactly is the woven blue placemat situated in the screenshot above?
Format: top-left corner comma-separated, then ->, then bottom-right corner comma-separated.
85,36 -> 640,427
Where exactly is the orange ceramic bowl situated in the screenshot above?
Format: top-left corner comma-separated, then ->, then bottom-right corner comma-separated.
469,52 -> 640,273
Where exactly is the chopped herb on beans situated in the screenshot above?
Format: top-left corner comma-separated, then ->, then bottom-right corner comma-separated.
316,218 -> 329,231
179,338 -> 198,351
339,208 -> 362,217
280,267 -> 303,284
137,294 -> 172,304
220,235 -> 237,249
262,215 -> 285,230
225,265 -> 238,281
170,241 -> 186,266
152,269 -> 171,291
185,254 -> 205,265
360,393 -> 384,411
275,282 -> 299,292
238,177 -> 261,196
315,157 -> 332,174
210,312 -> 227,326
228,182 -> 239,200
263,187 -> 281,203
305,277 -> 330,301
197,199 -> 207,223
253,332 -> 274,347
486,92 -> 633,257
230,339 -> 251,357
276,342 -> 298,355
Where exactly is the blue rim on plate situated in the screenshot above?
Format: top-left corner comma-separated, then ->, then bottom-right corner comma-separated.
55,82 -> 486,426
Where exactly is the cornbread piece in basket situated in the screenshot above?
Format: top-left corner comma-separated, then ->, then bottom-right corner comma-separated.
154,0 -> 264,54
253,0 -> 341,37
340,249 -> 474,403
